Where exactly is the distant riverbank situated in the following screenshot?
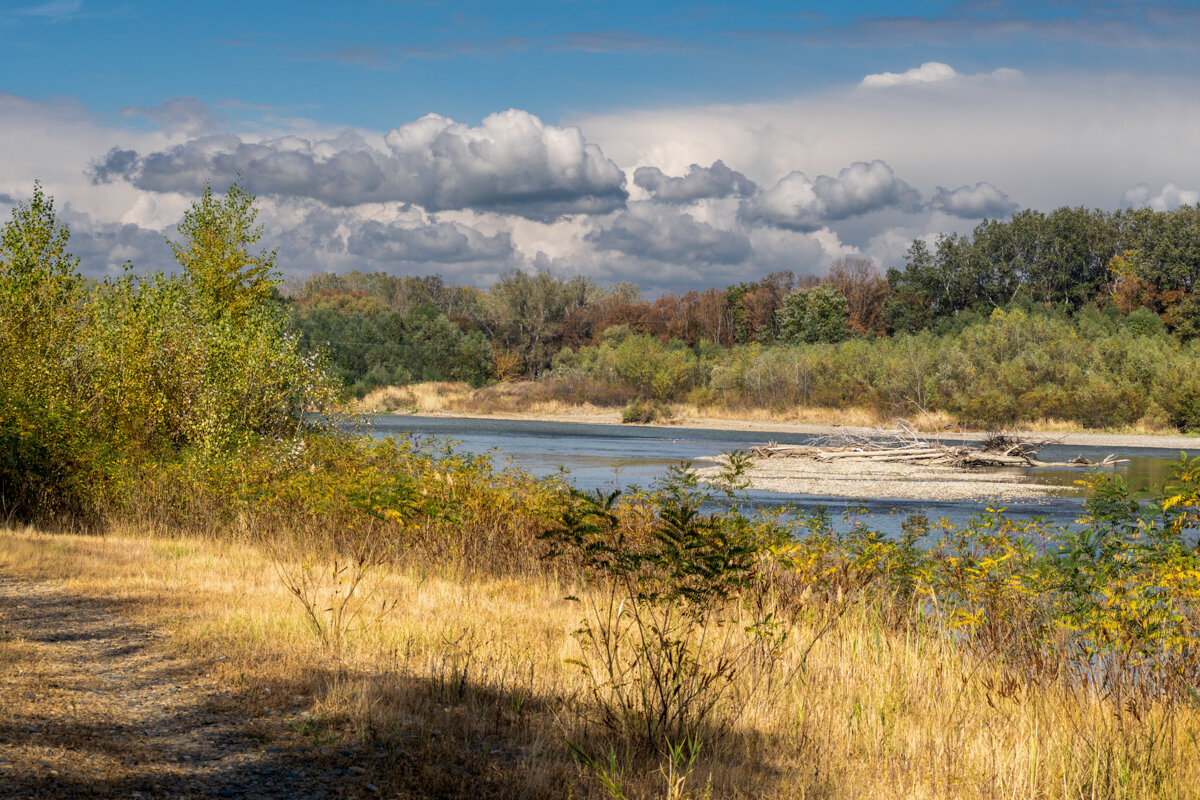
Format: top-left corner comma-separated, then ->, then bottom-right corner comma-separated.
423,408 -> 1200,451
356,382 -> 1200,452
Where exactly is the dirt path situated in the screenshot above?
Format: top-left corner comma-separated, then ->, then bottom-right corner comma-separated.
0,573 -> 379,799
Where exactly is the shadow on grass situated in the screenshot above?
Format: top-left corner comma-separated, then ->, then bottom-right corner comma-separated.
0,576 -> 809,800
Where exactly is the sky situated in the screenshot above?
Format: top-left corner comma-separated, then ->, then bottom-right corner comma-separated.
2,0 -> 1199,292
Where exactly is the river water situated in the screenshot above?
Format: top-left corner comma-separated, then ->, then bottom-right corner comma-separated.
363,415 -> 1198,535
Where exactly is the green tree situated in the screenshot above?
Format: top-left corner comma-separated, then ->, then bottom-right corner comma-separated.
1167,293 -> 1200,342
0,183 -> 87,515
0,181 -> 78,289
400,303 -> 494,386
777,284 -> 849,344
486,270 -> 598,375
168,182 -> 277,320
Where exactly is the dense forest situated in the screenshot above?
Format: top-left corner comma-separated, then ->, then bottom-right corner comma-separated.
289,204 -> 1200,430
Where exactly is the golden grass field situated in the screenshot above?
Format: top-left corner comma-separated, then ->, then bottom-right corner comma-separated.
4,523 -> 1198,799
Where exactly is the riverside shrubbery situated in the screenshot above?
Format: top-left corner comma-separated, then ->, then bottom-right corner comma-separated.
543,306 -> 1200,430
0,183 -> 336,522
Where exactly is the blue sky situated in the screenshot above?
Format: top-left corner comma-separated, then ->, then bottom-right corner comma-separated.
2,0 -> 1199,289
8,1 -> 1198,126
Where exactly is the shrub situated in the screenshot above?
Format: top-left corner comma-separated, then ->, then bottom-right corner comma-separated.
1167,292 -> 1200,342
0,183 -> 337,522
1123,306 -> 1168,338
542,464 -> 787,751
621,399 -> 672,424
1161,379 -> 1200,432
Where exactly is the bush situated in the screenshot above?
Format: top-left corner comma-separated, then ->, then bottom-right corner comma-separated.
1123,306 -> 1168,338
542,465 -> 786,750
1167,293 -> 1200,342
1161,379 -> 1200,432
621,399 -> 673,424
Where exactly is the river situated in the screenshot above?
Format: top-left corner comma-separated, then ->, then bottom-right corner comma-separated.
363,414 -> 1198,535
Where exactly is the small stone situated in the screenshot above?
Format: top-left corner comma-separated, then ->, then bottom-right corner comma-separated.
364,783 -> 379,794
349,765 -> 366,775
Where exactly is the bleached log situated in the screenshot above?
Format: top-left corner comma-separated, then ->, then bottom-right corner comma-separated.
815,447 -> 942,460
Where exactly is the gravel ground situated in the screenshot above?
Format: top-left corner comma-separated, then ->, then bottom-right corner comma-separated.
693,455 -> 1065,501
0,574 -> 386,800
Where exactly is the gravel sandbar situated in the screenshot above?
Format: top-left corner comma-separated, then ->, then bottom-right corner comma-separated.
693,455 -> 1067,502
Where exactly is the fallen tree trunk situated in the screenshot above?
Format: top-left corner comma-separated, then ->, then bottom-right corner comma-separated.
814,447 -> 943,460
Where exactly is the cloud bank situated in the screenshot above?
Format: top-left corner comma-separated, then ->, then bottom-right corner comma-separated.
92,109 -> 628,220
587,203 -> 752,266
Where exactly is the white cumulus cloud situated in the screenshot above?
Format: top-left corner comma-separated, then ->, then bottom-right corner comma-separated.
1120,181 -> 1200,211
861,62 -> 959,89
860,62 -> 1022,89
740,160 -> 922,230
929,182 -> 1019,218
381,110 -> 628,217
633,160 -> 757,204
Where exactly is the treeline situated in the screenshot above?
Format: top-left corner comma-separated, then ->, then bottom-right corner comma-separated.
289,203 -> 1200,430
886,205 -> 1200,332
287,260 -> 906,399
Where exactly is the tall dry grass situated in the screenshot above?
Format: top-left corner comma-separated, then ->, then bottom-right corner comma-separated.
4,523 -> 1198,799
357,380 -> 623,420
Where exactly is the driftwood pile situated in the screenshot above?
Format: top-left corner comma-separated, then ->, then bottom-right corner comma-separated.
748,429 -> 1127,469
